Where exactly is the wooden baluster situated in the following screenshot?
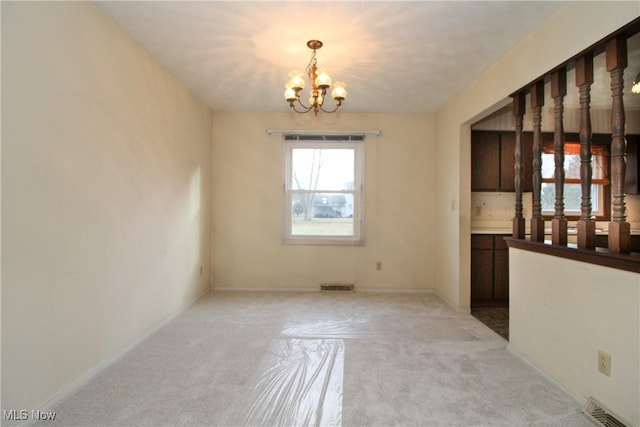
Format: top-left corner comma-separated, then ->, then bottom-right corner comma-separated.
607,36 -> 631,253
512,92 -> 526,239
551,68 -> 568,246
576,53 -> 596,249
530,81 -> 545,242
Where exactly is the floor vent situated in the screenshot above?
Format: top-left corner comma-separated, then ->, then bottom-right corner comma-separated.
320,283 -> 354,292
583,397 -> 629,427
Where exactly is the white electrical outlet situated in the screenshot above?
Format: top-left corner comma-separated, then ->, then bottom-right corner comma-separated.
598,350 -> 611,376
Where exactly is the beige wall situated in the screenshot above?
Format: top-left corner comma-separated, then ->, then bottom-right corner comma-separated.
1,2 -> 212,416
3,0 -> 639,421
433,2 -> 640,423
211,112 -> 435,291
434,2 -> 640,311
509,249 -> 640,426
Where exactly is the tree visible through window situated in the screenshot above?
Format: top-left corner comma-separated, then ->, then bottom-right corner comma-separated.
284,138 -> 364,244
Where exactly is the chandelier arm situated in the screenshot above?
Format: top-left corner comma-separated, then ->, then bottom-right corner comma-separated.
319,105 -> 340,114
294,97 -> 313,110
290,102 -> 314,114
319,100 -> 343,114
294,98 -> 313,111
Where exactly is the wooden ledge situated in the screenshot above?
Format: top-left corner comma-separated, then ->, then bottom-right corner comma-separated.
504,237 -> 640,273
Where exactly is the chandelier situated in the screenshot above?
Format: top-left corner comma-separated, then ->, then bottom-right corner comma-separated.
284,40 -> 347,115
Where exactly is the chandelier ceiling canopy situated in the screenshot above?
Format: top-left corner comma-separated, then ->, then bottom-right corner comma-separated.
284,40 -> 347,115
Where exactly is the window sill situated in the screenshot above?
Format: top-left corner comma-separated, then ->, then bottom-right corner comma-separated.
283,237 -> 364,246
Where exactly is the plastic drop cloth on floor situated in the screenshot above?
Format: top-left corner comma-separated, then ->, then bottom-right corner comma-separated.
243,337 -> 345,427
280,318 -> 374,339
243,314 -> 380,426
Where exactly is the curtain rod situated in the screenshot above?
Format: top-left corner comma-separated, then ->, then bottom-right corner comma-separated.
266,129 -> 381,136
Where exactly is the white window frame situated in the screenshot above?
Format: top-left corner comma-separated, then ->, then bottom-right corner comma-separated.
283,138 -> 364,245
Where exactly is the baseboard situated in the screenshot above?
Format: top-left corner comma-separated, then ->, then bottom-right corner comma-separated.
507,343 -> 588,408
23,287 -> 211,426
212,286 -> 434,294
433,289 -> 471,314
211,286 -> 317,292
356,287 -> 434,294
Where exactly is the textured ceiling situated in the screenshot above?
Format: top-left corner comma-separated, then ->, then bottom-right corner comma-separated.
95,1 -> 568,114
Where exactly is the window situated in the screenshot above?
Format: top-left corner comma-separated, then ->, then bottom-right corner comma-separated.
283,136 -> 364,245
541,141 -> 610,219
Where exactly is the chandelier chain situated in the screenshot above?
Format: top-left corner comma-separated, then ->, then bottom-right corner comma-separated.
305,49 -> 317,79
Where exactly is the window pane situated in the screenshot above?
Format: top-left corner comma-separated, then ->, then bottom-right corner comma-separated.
541,183 -> 599,213
541,151 -> 605,180
291,192 -> 354,236
593,155 -> 606,180
284,140 -> 363,245
291,148 -> 354,191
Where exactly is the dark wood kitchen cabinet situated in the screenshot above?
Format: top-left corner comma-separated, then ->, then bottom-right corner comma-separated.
492,236 -> 509,300
471,131 -> 532,192
625,134 -> 640,195
471,132 -> 500,191
471,234 -> 509,305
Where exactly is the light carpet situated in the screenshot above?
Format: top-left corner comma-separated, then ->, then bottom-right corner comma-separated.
38,291 -> 591,426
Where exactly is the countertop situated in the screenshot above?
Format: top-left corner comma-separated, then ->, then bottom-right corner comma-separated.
470,228 -> 513,235
471,224 -> 640,235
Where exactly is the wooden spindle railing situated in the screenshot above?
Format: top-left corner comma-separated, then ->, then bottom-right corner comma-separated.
551,68 -> 568,246
512,92 -> 526,239
576,53 -> 596,249
606,36 -> 631,253
530,81 -> 545,243
506,19 -> 640,271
